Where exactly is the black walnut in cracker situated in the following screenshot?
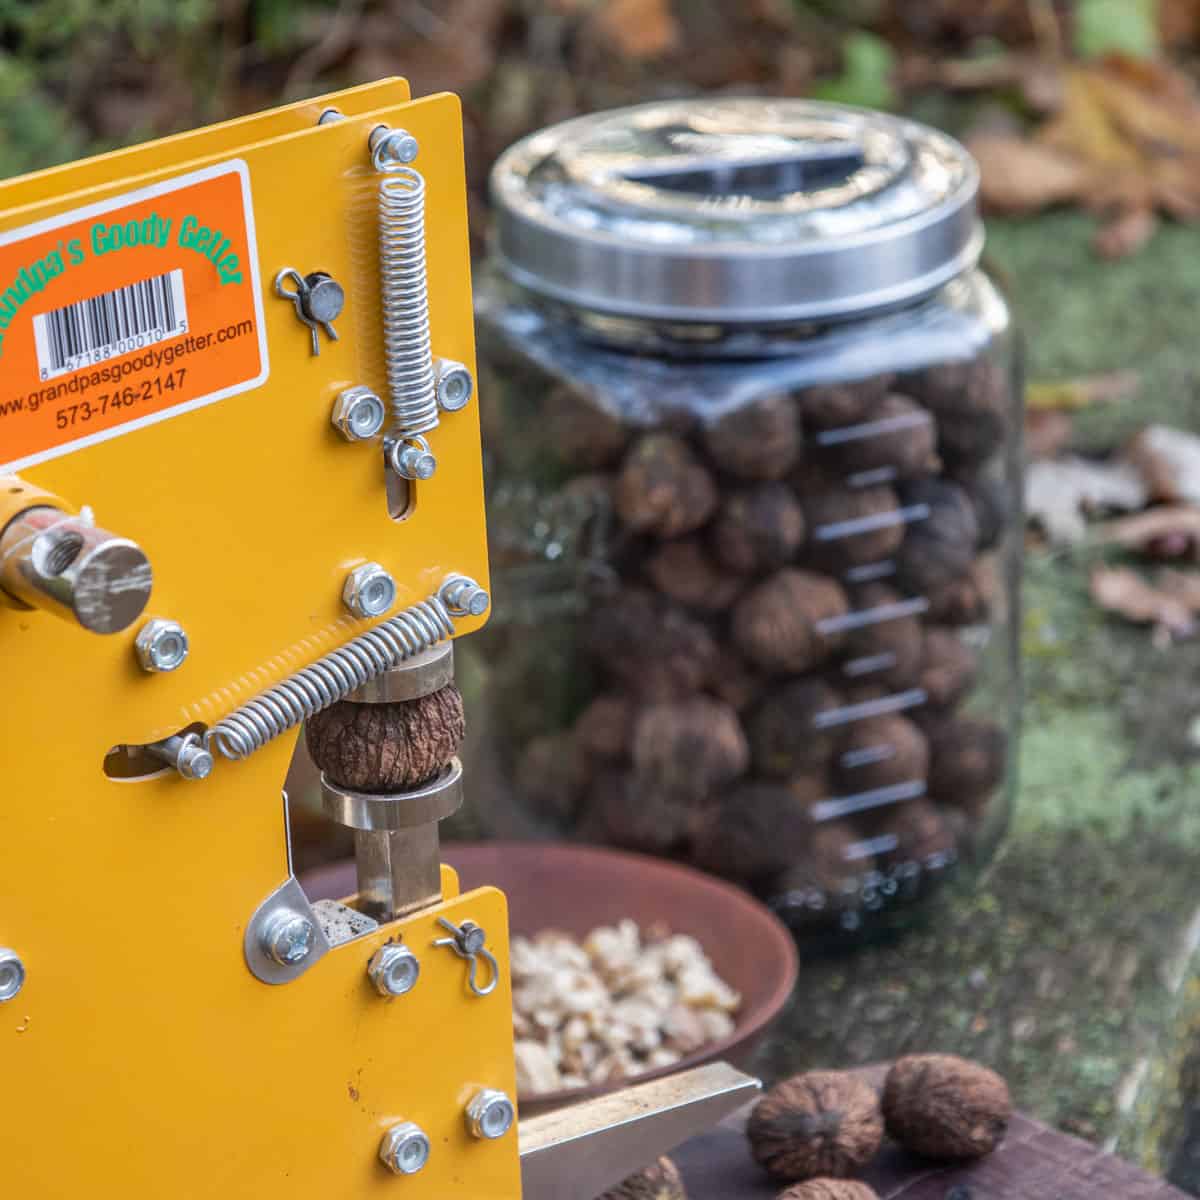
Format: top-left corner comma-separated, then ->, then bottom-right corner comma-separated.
689,776 -> 820,881
614,433 -> 719,539
893,478 -> 980,597
833,714 -> 929,795
572,694 -> 635,762
578,768 -> 693,853
514,732 -> 589,828
841,582 -> 924,691
802,485 -> 907,570
777,1182 -> 880,1200
542,383 -> 630,470
903,358 -> 1011,468
799,374 -> 895,430
925,716 -> 1008,806
585,588 -> 718,701
882,1053 -> 1012,1159
631,698 -> 750,805
711,483 -> 807,575
644,537 -> 745,612
732,569 -> 849,674
305,686 -> 465,792
917,627 -> 979,710
701,391 -> 801,481
815,392 -> 938,481
597,1156 -> 687,1200
748,677 -> 842,778
746,1070 -> 884,1182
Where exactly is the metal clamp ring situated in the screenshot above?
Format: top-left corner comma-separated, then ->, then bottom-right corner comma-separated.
434,917 -> 499,998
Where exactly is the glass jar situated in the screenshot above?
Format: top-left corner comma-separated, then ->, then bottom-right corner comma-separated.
465,98 -> 1021,946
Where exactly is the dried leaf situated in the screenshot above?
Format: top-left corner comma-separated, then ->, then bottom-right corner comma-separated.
1026,457 -> 1148,543
1094,206 -> 1158,259
1155,567 -> 1200,609
1096,505 -> 1200,561
591,0 -> 680,59
967,133 -> 1091,214
1025,370 -> 1139,410
1090,565 -> 1195,639
1124,425 -> 1200,505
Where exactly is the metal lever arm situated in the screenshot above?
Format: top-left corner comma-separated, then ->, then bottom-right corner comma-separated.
518,1061 -> 760,1200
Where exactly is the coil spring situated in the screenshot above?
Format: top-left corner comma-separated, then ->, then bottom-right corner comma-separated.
206,577 -> 478,762
379,167 -> 438,439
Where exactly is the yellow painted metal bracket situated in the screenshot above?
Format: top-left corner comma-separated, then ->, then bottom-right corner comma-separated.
0,81 -> 513,1198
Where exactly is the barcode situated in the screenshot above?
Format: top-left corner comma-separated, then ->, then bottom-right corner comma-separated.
32,269 -> 188,381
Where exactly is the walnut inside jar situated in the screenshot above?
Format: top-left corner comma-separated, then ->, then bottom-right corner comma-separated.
614,433 -> 719,538
701,391 -> 801,481
732,569 -> 848,674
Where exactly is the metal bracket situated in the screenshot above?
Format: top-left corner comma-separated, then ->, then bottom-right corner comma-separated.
244,876 -> 332,986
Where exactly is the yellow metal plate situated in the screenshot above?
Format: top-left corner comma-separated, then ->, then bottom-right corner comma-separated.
0,82 -> 513,1198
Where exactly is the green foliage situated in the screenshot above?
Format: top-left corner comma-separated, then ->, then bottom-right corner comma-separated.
1075,0 -> 1159,60
811,30 -> 897,110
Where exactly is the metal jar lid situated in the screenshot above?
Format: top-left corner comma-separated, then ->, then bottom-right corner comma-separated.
490,98 -> 982,327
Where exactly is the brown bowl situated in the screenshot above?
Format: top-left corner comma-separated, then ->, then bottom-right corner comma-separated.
301,841 -> 798,1111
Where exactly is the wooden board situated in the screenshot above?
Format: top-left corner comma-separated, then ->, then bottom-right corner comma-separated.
673,1099 -> 1189,1200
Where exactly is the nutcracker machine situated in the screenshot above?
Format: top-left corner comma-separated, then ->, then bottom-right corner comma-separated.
0,78 -> 759,1198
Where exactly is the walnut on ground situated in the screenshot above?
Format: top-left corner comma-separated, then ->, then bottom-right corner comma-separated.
777,1182 -> 880,1200
747,1070 -> 884,1181
597,1156 -> 687,1200
304,686 -> 465,792
882,1053 -> 1012,1159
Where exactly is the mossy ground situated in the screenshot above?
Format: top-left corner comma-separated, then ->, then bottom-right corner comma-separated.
759,211 -> 1200,1182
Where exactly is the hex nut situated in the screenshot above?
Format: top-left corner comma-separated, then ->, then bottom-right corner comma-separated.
332,387 -> 387,441
135,619 -> 189,673
443,578 -> 490,618
379,1122 -> 432,1175
261,910 -> 316,967
343,563 -> 398,619
465,1088 -> 516,1140
368,944 -> 421,997
0,948 -> 25,1002
434,359 -> 474,412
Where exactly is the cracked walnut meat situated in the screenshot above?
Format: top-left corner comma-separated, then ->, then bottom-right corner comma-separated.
511,920 -> 741,1095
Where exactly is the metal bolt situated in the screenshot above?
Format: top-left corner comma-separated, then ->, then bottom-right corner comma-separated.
0,949 -> 25,1003
303,273 -> 345,326
368,944 -> 421,997
379,1122 -> 431,1176
148,733 -> 213,781
343,563 -> 398,619
387,439 -> 437,481
135,619 -> 189,673
442,578 -> 490,618
332,386 -> 387,442
465,1089 -> 516,1140
370,125 -> 420,171
261,909 -> 316,967
433,359 -> 474,413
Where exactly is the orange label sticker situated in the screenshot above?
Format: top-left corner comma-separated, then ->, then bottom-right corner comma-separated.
0,160 -> 268,471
